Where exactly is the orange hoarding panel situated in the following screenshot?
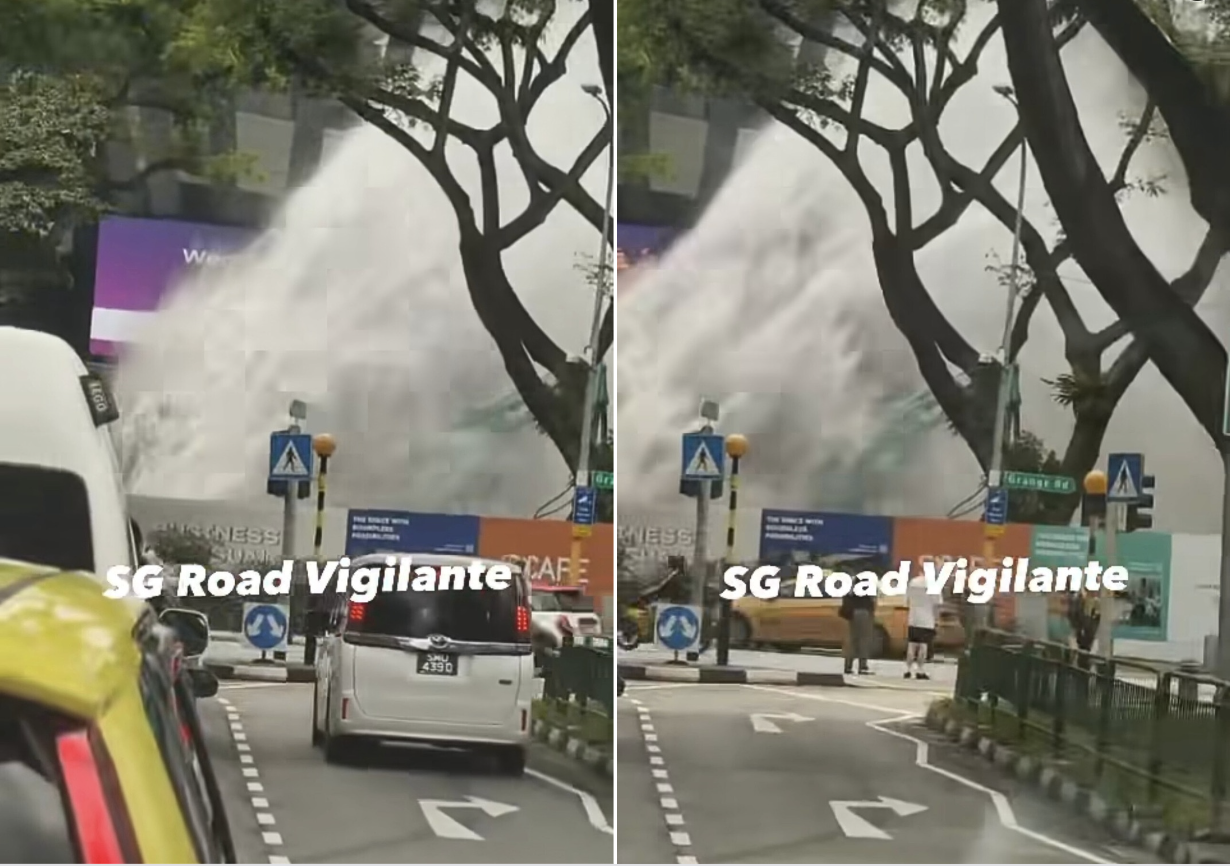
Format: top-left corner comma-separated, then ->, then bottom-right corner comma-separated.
477,518 -> 613,598
891,518 -> 1031,627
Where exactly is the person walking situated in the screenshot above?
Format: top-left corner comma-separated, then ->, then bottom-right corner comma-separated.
905,573 -> 939,680
840,591 -> 876,676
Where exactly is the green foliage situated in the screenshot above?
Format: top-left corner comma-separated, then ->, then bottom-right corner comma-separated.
1002,431 -> 1077,526
0,71 -> 111,235
148,527 -> 217,569
0,0 -> 362,236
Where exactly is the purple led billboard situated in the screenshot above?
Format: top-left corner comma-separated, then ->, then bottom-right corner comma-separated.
90,215 -> 256,357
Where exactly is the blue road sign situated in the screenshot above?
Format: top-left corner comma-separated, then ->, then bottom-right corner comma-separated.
572,486 -> 597,526
681,433 -> 725,482
984,487 -> 1008,526
1108,452 -> 1144,502
242,602 -> 289,652
269,432 -> 314,482
654,603 -> 702,653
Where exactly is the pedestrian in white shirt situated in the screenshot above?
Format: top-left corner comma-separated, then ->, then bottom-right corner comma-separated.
905,575 -> 939,680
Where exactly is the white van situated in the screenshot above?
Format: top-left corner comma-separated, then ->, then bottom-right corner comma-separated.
0,327 -> 137,572
311,553 -> 534,774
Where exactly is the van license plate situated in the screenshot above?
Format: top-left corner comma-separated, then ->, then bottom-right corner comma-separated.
417,652 -> 457,676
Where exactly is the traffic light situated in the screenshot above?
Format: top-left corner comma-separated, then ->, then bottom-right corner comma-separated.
1126,473 -> 1154,532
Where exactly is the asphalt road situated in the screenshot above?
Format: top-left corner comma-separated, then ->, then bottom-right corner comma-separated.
617,681 -> 1154,864
200,682 -> 613,863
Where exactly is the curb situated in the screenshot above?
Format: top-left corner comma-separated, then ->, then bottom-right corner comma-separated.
205,662 -> 315,683
923,702 -> 1230,864
618,663 -> 847,687
530,717 -> 613,778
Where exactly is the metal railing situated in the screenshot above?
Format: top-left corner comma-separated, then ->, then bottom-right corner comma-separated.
541,640 -> 614,721
957,628 -> 1230,829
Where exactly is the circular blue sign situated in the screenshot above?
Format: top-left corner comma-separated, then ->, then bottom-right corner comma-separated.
243,603 -> 289,651
655,604 -> 701,652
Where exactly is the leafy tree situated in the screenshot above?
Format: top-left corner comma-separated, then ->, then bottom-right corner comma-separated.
148,526 -> 218,568
619,0 -> 1227,523
0,0 -> 355,313
994,0 -> 1230,453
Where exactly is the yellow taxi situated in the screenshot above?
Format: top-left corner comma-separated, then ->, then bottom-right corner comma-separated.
0,560 -> 234,863
730,572 -> 965,657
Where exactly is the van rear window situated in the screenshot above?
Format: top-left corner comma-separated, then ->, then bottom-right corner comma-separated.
353,583 -> 522,643
0,464 -> 93,571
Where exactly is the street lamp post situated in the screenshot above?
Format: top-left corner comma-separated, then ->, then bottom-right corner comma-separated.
982,90 -> 1030,626
715,434 -> 749,667
1082,470 -> 1111,655
568,83 -> 614,585
303,432 -> 336,667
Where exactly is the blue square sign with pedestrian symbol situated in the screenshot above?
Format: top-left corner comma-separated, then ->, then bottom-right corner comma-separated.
269,431 -> 313,482
681,432 -> 724,482
242,602 -> 289,653
1108,452 -> 1143,503
654,603 -> 702,654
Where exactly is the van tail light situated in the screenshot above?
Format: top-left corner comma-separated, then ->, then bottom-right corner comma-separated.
57,728 -> 134,864
520,709 -> 528,731
348,602 -> 366,625
516,605 -> 531,635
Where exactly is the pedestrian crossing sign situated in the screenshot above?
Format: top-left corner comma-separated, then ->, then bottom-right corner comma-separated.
681,432 -> 725,481
269,431 -> 314,482
1107,452 -> 1142,503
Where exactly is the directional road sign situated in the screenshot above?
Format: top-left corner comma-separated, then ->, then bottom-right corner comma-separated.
269,431 -> 314,482
984,487 -> 1008,526
654,603 -> 702,653
572,486 -> 596,526
592,470 -> 614,490
419,796 -> 518,841
241,602 -> 289,653
681,432 -> 724,482
1108,452 -> 1143,502
1002,471 -> 1076,495
830,796 -> 928,840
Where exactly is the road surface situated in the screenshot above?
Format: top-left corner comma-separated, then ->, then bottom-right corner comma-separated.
200,682 -> 613,863
617,681 -> 1153,864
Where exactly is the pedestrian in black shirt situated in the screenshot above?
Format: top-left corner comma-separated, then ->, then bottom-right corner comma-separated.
840,591 -> 876,675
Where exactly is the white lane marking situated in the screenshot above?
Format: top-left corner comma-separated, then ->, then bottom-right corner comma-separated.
626,683 -> 696,692
526,768 -> 613,836
217,698 -> 231,706
742,685 -> 1112,864
633,701 -> 699,864
223,703 -> 288,859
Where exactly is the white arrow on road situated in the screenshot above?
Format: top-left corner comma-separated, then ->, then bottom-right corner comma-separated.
830,796 -> 928,840
749,712 -> 814,733
419,796 -> 520,841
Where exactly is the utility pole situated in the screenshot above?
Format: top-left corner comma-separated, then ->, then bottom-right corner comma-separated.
568,83 -> 614,586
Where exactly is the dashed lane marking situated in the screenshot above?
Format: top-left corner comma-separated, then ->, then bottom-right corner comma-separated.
217,697 -> 291,864
630,696 -> 697,864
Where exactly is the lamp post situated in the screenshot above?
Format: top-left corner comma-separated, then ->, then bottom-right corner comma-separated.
982,87 -> 1030,626
302,433 -> 335,667
1083,470 -> 1109,655
715,434 -> 749,666
568,83 -> 615,585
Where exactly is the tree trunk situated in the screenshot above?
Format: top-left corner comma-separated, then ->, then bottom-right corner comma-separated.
869,228 -> 992,466
588,0 -> 614,99
1076,0 -> 1230,234
457,229 -> 583,471
996,0 -> 1227,447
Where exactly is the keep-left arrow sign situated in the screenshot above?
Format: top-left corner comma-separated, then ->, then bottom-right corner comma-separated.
419,796 -> 519,841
